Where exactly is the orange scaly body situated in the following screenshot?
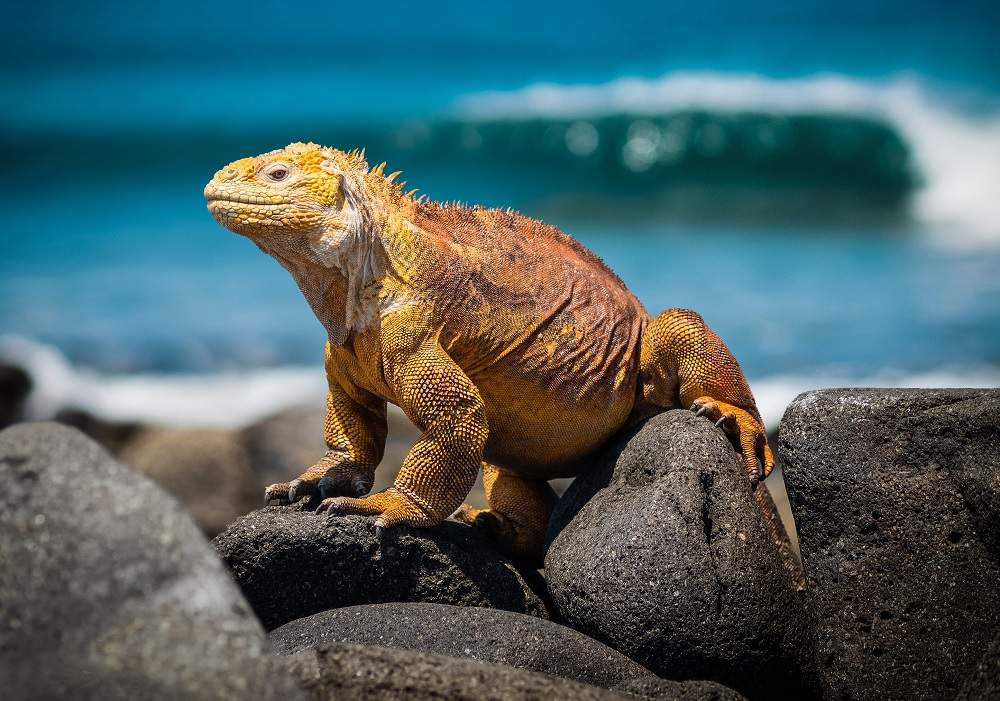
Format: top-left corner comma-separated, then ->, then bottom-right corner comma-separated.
206,142 -> 773,561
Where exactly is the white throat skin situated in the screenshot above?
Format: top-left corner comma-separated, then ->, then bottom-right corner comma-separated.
263,169 -> 390,346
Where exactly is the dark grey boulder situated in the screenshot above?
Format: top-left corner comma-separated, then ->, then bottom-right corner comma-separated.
282,642 -> 631,700
213,507 -> 550,630
271,602 -> 747,700
956,630 -> 1000,700
0,363 -> 31,428
616,677 -> 747,701
780,389 -> 1000,701
0,422 -> 301,701
270,602 -> 654,690
545,410 -> 817,700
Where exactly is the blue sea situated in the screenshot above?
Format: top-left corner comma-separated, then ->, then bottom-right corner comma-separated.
2,1 -> 999,427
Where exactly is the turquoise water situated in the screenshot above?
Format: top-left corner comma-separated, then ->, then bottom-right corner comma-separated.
1,1 -> 999,416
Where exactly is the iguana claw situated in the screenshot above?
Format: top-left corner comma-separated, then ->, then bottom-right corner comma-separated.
286,479 -> 306,503
263,483 -> 289,506
714,413 -> 736,430
315,496 -> 349,514
690,396 -> 774,482
264,478 -> 321,506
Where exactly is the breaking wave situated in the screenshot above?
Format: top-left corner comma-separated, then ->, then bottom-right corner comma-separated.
450,72 -> 1000,245
6,72 -> 999,240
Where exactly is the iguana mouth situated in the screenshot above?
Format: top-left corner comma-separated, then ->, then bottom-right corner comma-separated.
205,194 -> 284,207
204,184 -> 285,206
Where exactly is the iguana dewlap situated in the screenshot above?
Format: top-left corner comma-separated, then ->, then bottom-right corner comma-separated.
205,142 -> 773,562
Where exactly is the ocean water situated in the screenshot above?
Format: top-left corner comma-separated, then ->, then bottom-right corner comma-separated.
2,1 -> 999,428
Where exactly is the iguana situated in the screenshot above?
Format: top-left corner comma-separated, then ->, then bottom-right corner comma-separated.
205,142 -> 774,563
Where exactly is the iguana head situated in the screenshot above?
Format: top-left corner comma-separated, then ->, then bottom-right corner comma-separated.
205,142 -> 373,265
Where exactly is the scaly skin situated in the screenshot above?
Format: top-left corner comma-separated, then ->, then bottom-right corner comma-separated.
205,142 -> 774,563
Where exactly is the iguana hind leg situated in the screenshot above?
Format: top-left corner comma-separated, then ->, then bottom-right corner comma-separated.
454,463 -> 556,566
639,307 -> 774,483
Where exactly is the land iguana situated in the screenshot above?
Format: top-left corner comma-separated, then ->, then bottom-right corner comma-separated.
205,142 -> 775,563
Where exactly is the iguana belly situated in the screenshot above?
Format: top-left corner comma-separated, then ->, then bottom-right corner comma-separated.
475,368 -> 638,477
455,303 -> 645,478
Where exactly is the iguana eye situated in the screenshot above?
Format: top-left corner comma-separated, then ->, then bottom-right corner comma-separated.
263,164 -> 290,182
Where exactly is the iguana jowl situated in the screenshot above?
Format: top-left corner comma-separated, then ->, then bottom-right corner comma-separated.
205,142 -> 774,562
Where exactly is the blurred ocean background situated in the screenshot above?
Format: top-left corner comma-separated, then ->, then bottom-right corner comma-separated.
2,0 -> 999,430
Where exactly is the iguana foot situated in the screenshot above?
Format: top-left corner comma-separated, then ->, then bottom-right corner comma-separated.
316,487 -> 436,529
452,466 -> 555,566
264,455 -> 376,505
453,504 -> 546,566
263,478 -> 318,505
689,396 -> 774,483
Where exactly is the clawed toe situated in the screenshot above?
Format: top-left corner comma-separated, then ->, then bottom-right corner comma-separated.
714,412 -> 737,433
316,496 -> 350,514
689,395 -> 774,486
263,483 -> 290,506
690,398 -> 715,418
264,478 -> 322,506
287,478 -> 309,503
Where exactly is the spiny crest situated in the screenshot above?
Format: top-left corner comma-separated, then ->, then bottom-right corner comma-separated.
275,142 -> 420,203
361,159 -> 419,203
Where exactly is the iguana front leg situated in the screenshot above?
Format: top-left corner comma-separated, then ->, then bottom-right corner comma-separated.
264,343 -> 387,504
639,307 -> 774,483
318,314 -> 487,531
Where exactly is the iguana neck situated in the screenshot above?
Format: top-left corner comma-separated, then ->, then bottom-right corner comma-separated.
269,184 -> 417,346
261,230 -> 386,347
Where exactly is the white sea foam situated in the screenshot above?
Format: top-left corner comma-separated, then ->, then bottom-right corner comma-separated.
0,336 -> 324,429
3,335 -> 997,431
752,368 -> 1000,430
455,72 -> 1000,247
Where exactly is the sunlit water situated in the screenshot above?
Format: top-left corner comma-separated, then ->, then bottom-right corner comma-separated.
2,1 -> 998,426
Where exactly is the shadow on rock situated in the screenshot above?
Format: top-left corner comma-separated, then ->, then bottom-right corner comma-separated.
282,642 -> 636,700
270,601 -> 747,699
213,507 -> 550,630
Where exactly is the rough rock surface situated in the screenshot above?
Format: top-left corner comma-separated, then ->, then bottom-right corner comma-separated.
270,602 -> 654,690
956,631 -> 1000,700
780,389 -> 1000,701
616,677 -> 747,701
283,642 -> 632,700
0,422 -> 301,701
545,410 -> 817,699
213,507 -> 550,630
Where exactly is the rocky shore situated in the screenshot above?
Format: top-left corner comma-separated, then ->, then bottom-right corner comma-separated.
1,386 -> 998,700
